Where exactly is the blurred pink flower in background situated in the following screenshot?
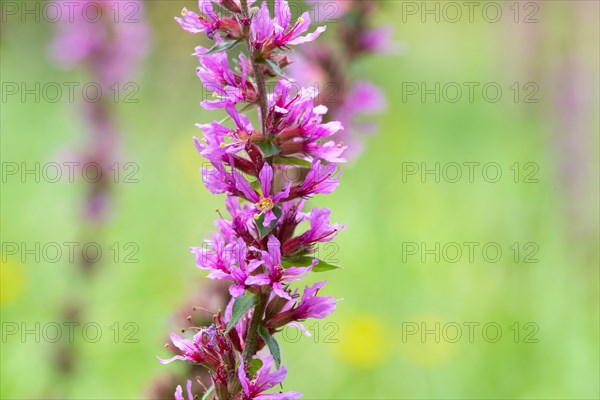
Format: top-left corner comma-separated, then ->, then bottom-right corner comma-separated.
49,0 -> 150,222
50,0 -> 150,88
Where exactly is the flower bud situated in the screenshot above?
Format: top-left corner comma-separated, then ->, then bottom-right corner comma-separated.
219,0 -> 242,14
265,295 -> 289,320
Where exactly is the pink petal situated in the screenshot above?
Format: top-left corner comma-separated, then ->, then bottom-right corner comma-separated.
245,274 -> 271,286
259,163 -> 273,196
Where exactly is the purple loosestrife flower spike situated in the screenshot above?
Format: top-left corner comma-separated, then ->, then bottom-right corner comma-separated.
159,1 -> 385,398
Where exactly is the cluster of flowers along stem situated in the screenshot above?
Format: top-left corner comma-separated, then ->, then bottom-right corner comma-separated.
149,2 -> 393,397
159,1 -> 347,398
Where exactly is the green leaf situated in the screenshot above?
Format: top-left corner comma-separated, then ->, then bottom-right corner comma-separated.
282,256 -> 342,272
312,259 -> 342,272
225,293 -> 258,333
281,256 -> 314,268
256,58 -> 284,76
259,325 -> 281,368
257,140 -> 280,157
263,58 -> 285,77
202,39 -> 242,55
248,358 -> 263,376
255,206 -> 282,239
201,385 -> 214,400
273,156 -> 311,168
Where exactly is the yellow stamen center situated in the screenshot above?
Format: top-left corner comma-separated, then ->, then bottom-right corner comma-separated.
255,197 -> 274,213
236,130 -> 249,141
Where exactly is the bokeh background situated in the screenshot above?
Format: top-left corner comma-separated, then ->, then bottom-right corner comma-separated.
1,0 -> 599,399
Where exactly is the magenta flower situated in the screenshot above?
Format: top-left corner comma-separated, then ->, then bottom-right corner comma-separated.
252,0 -> 325,53
200,158 -> 258,197
201,160 -> 239,195
282,207 -> 343,256
195,50 -> 257,109
235,163 -> 291,226
266,80 -> 317,131
266,80 -> 347,162
268,281 -> 336,329
193,237 -> 261,297
176,2 -> 243,39
294,281 -> 337,319
195,104 -> 257,161
191,232 -> 233,277
238,355 -> 302,399
288,160 -> 340,198
246,236 -> 314,299
158,326 -> 225,369
228,238 -> 262,297
175,3 -> 219,36
300,161 -> 340,195
218,196 -> 256,241
301,207 -> 343,243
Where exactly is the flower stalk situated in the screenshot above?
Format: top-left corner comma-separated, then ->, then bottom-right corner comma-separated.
239,0 -> 270,138
242,292 -> 268,362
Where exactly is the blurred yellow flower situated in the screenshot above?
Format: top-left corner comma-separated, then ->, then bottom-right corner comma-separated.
335,315 -> 388,368
0,258 -> 26,305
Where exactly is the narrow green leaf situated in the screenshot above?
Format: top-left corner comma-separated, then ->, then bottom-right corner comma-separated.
255,206 -> 282,239
264,59 -> 285,77
202,39 -> 242,55
282,256 -> 342,272
256,58 -> 286,77
281,256 -> 314,268
201,385 -> 214,400
259,325 -> 281,368
225,293 -> 258,333
257,140 -> 280,157
312,259 -> 342,272
273,156 -> 311,168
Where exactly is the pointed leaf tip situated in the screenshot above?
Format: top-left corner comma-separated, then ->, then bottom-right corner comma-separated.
259,325 -> 281,368
225,293 -> 258,333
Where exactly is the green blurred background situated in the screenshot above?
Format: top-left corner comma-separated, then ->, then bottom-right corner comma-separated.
1,0 -> 599,399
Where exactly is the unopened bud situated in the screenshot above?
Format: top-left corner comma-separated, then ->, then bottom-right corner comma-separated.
265,294 -> 289,320
220,0 -> 242,14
